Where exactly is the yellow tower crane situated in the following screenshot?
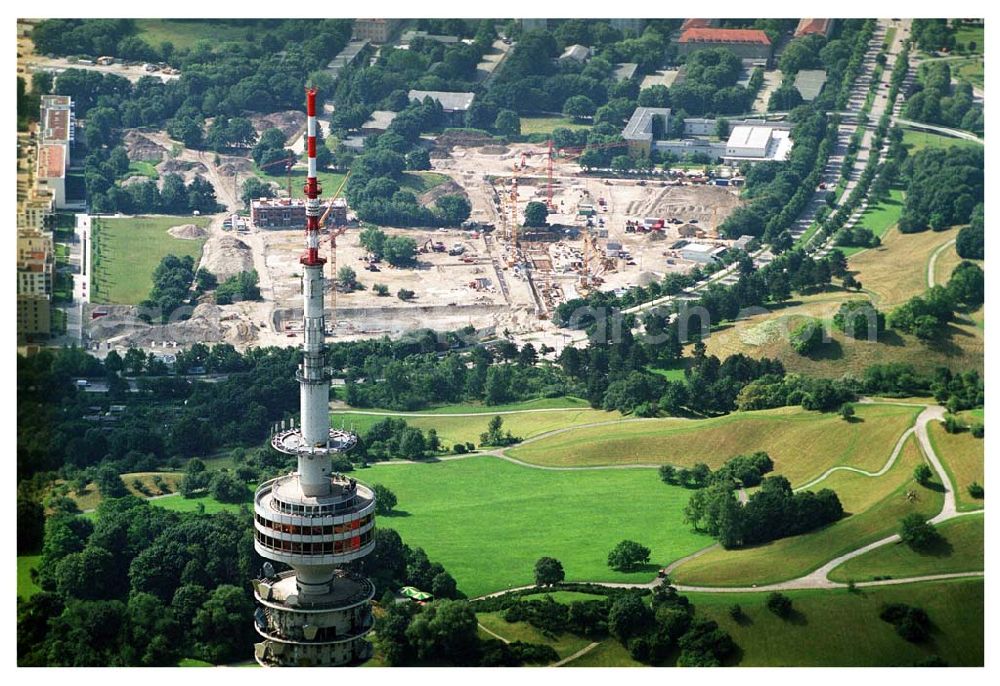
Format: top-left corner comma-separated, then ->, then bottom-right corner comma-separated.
318,170 -> 351,330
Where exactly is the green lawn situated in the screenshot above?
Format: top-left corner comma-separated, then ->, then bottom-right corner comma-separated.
671,434 -> 944,587
91,216 -> 209,305
954,57 -> 984,88
400,171 -> 450,194
507,403 -> 919,486
687,578 -> 983,666
953,23 -> 984,57
926,421 -> 984,512
177,658 -> 214,667
857,187 -> 904,238
260,168 -> 348,200
565,639 -> 643,667
477,612 -> 591,660
830,514 -> 984,582
520,115 -> 592,135
17,555 -> 42,601
340,396 -> 593,414
648,361 -> 687,381
901,129 -> 981,153
331,406 -> 621,449
127,160 -> 159,180
135,19 -> 259,51
149,490 -> 253,515
362,456 -> 711,597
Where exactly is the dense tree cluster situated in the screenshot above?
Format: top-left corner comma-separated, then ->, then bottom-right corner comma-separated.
833,300 -> 885,340
36,20 -> 353,124
905,62 -> 983,136
660,451 -> 774,490
142,255 -> 196,322
955,203 -> 983,259
358,226 -> 418,266
214,270 -> 261,305
898,146 -> 983,233
685,475 -> 843,548
910,19 -> 956,54
18,496 -> 258,666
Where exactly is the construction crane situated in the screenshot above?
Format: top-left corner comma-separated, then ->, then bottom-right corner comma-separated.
317,170 -> 352,321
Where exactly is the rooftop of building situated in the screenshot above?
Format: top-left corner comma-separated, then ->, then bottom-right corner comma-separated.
363,110 -> 398,130
681,18 -> 720,31
560,44 -> 590,61
623,107 -> 671,142
254,570 -> 375,612
728,125 -> 773,150
794,18 -> 834,37
38,144 -> 65,179
679,28 -> 772,45
44,108 -> 71,142
251,197 -> 339,209
793,69 -> 828,101
681,242 -> 726,254
400,29 -> 461,44
613,62 -> 638,81
40,94 -> 71,108
408,89 -> 476,111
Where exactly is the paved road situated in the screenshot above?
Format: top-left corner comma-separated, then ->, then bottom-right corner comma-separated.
893,119 -> 984,143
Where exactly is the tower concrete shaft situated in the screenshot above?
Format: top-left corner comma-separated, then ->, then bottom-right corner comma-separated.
253,87 -> 374,668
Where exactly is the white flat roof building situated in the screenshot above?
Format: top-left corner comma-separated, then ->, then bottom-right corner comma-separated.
724,125 -> 793,164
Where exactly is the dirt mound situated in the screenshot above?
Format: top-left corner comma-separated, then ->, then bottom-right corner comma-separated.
123,130 -> 166,162
250,111 -> 306,139
201,234 -> 254,281
158,159 -> 205,174
418,178 -> 466,206
479,144 -> 509,155
168,224 -> 208,240
218,157 -> 255,177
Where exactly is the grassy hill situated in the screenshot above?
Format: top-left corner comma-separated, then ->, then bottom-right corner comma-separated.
670,434 -> 943,587
506,403 -> 919,486
331,406 -> 622,448
688,578 -> 983,666
700,225 -> 983,378
829,514 -> 983,582
362,456 -> 711,597
926,421 -> 984,511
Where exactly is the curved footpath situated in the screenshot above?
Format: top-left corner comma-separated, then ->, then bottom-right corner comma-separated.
927,238 -> 957,288
466,402 -> 983,598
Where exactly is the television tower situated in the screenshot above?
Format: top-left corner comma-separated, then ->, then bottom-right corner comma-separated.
251,87 -> 376,668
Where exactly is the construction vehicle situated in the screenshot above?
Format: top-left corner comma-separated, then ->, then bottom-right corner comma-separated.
448,244 -> 465,256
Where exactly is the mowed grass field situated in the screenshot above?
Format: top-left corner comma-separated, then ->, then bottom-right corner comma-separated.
519,115 -> 592,135
361,456 -> 711,597
507,403 -> 919,486
852,187 -> 904,245
901,129 -> 982,153
927,421 -> 984,511
334,396 -> 593,414
92,216 -> 209,305
687,579 -> 983,666
135,19 -> 259,50
829,514 -> 984,582
671,435 -> 943,586
331,407 -> 623,448
17,555 -> 41,601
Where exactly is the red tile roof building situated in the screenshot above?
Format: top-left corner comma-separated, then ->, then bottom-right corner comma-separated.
794,18 -> 836,38
676,28 -> 774,61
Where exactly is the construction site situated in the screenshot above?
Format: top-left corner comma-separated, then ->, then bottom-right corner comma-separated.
85,132 -> 750,353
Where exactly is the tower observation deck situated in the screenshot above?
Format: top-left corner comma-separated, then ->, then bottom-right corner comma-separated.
252,87 -> 375,668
